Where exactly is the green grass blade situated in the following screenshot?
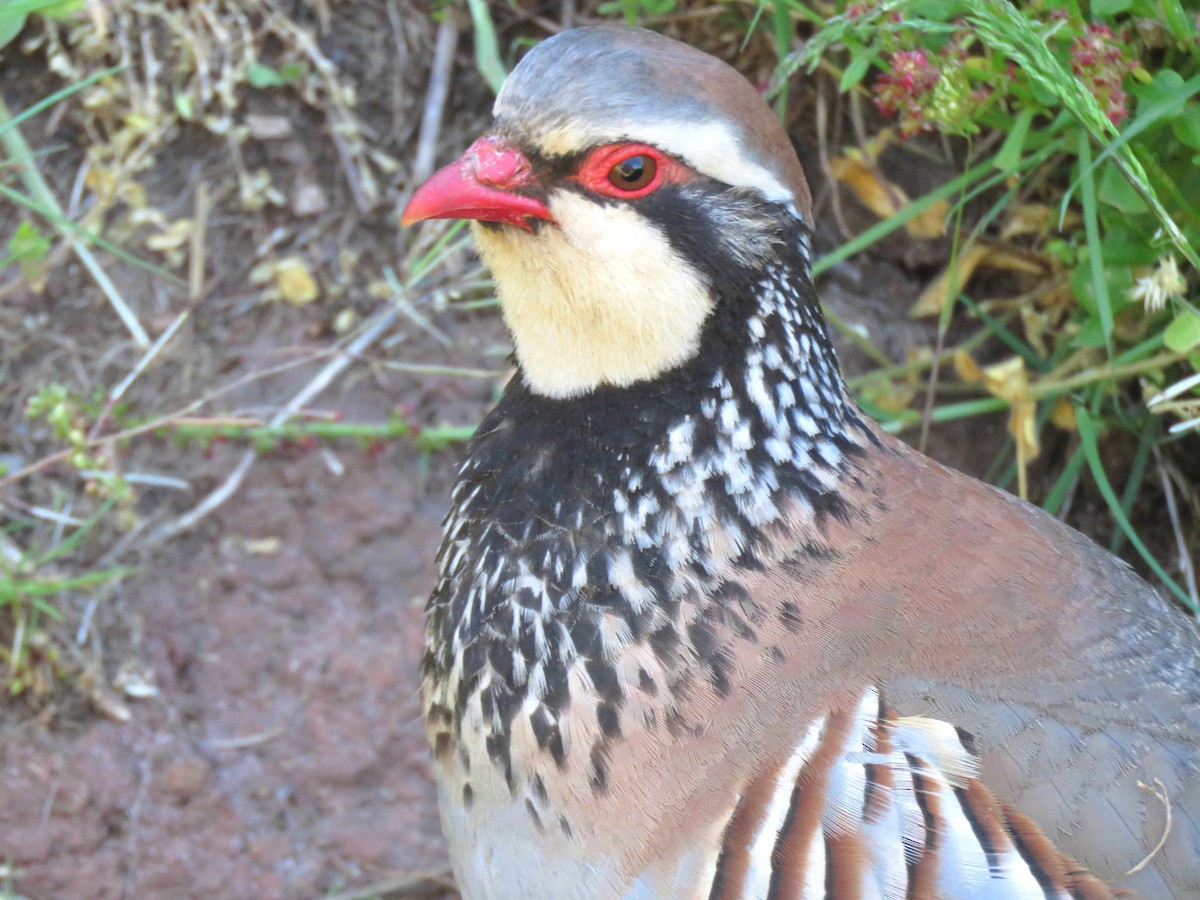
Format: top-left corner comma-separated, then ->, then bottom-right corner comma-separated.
1109,416 -> 1156,554
741,1 -> 770,52
31,499 -> 115,566
1042,442 -> 1087,516
965,0 -> 1198,271
465,0 -> 507,95
1076,131 -> 1113,353
1065,71 -> 1200,203
772,1 -> 792,120
20,567 -> 136,599
409,219 -> 467,282
1075,406 -> 1193,610
956,295 -> 1050,372
0,182 -> 185,287
0,66 -> 121,136
814,158 -> 991,276
815,137 -> 1063,278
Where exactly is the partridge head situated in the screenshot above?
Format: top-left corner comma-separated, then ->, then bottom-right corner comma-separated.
404,26 -> 1200,900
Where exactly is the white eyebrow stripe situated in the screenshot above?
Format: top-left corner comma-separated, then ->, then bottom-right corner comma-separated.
637,120 -> 792,202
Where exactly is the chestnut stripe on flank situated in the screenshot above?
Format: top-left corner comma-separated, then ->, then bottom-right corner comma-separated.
708,719 -> 826,899
863,699 -> 895,824
824,830 -> 868,900
1003,805 -> 1116,900
1004,804 -> 1071,894
904,753 -> 941,900
954,781 -> 1009,876
1065,869 -> 1119,900
706,811 -> 734,900
766,780 -> 809,900
708,761 -> 791,900
766,708 -> 858,899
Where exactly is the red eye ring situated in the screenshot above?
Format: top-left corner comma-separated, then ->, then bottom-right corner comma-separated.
575,143 -> 685,200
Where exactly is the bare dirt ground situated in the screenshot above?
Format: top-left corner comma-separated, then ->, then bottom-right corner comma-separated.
0,4 -> 1193,900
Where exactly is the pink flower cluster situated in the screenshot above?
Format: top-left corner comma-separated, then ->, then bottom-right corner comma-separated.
1070,23 -> 1133,125
872,50 -> 940,136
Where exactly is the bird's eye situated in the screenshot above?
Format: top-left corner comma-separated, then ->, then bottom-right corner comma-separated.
608,155 -> 657,192
578,144 -> 676,199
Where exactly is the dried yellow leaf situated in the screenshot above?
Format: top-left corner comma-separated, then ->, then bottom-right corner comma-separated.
1050,397 -> 1077,431
145,219 -> 193,252
1000,203 -> 1082,241
862,379 -> 917,414
85,164 -> 117,195
911,244 -> 990,317
983,356 -> 1040,487
831,154 -> 906,221
953,349 -> 984,384
1019,304 -> 1051,358
274,256 -> 319,305
912,245 -> 1045,318
831,133 -> 946,238
979,246 -> 1046,276
240,537 -> 282,556
982,356 -> 1029,404
1009,399 -> 1040,461
905,201 -> 950,239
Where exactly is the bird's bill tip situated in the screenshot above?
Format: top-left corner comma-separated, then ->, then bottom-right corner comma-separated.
402,140 -> 553,230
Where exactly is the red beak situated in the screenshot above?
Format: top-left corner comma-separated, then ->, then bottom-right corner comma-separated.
402,137 -> 553,230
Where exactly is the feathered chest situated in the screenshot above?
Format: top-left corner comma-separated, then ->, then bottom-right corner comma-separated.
420,300 -> 871,799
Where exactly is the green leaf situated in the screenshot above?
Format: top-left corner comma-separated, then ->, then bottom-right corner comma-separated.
995,107 -> 1034,174
173,92 -> 194,119
0,14 -> 26,52
0,0 -> 81,17
1097,161 -> 1149,213
840,52 -> 872,92
247,62 -> 286,88
246,61 -> 302,89
7,220 -> 48,262
1171,108 -> 1200,150
1164,310 -> 1200,353
1075,406 -> 1194,611
1132,69 -> 1188,107
278,63 -> 304,83
6,219 -> 49,285
1077,321 -> 1108,349
1091,0 -> 1132,15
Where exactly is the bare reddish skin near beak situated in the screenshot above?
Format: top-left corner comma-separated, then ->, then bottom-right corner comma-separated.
401,137 -> 554,230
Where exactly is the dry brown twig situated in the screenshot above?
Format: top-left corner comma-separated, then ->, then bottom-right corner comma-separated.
322,865 -> 456,900
144,300 -> 404,545
410,15 -> 461,188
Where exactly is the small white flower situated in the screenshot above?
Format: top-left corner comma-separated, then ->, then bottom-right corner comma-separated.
1129,256 -> 1187,313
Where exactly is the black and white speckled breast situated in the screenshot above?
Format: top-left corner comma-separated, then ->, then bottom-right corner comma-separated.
422,227 -> 878,807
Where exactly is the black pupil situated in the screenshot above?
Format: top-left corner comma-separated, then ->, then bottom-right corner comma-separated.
616,157 -> 645,183
611,155 -> 653,189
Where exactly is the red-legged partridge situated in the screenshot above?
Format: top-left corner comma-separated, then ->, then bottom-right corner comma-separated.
403,26 -> 1199,900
